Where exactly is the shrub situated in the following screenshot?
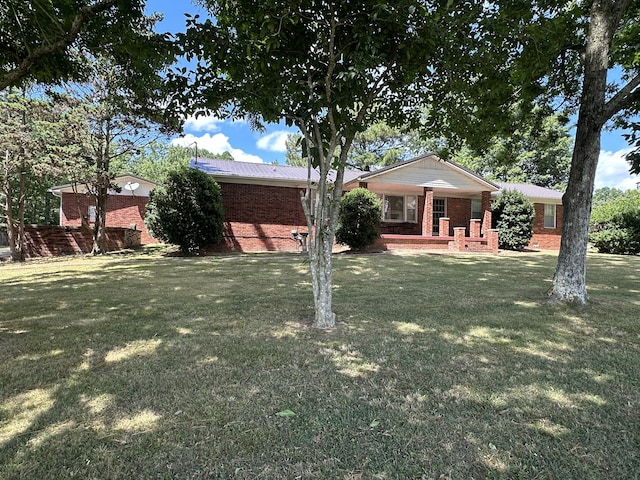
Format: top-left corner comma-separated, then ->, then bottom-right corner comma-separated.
336,188 -> 382,250
145,168 -> 224,254
491,189 -> 535,251
589,190 -> 640,254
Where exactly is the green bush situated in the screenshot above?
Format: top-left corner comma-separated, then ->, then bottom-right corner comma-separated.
589,190 -> 640,255
491,189 -> 535,251
145,168 -> 224,254
336,188 -> 382,250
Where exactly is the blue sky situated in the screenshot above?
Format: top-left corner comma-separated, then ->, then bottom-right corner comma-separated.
147,0 -> 640,191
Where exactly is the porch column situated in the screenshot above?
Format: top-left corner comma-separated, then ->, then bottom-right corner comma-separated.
481,191 -> 492,236
422,187 -> 433,236
439,217 -> 450,237
470,219 -> 481,238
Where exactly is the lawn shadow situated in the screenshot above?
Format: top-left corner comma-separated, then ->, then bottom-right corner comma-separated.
1,252 -> 639,478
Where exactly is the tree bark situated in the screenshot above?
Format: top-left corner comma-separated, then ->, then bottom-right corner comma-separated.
549,0 -> 629,303
92,125 -> 111,255
309,227 -> 337,328
4,160 -> 26,262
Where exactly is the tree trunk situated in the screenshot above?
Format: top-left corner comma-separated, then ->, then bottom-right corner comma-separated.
92,130 -> 110,255
298,122 -> 347,329
549,1 -> 626,303
5,164 -> 26,262
92,179 -> 108,255
309,227 -> 337,328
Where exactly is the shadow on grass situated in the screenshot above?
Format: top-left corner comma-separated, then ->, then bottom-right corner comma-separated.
1,252 -> 639,478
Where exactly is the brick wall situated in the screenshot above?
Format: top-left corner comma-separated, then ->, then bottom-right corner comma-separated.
23,226 -> 140,258
61,192 -> 156,244
528,203 -> 563,250
207,182 -> 310,252
447,198 -> 472,235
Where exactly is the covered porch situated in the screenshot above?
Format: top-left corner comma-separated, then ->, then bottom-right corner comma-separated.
344,154 -> 501,254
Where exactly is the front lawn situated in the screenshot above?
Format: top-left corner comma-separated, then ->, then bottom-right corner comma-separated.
1,251 -> 639,479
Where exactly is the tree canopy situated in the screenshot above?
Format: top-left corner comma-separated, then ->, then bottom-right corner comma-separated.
0,0 -> 173,92
0,88 -> 87,261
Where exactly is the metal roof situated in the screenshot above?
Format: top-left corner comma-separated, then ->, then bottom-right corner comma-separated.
192,158 -> 564,202
192,158 -> 362,184
495,182 -> 564,201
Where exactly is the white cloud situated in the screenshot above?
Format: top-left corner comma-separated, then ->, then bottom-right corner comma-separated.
183,115 -> 223,132
257,131 -> 291,152
596,148 -> 640,190
171,133 -> 264,163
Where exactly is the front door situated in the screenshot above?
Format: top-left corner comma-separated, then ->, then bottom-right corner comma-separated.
432,198 -> 446,234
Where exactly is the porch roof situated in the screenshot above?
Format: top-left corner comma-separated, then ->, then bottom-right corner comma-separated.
344,153 -> 500,193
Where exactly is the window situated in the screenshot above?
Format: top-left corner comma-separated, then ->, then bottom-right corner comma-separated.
432,198 -> 446,234
471,199 -> 483,219
544,204 -> 556,228
406,196 -> 417,222
88,205 -> 96,223
381,194 -> 418,222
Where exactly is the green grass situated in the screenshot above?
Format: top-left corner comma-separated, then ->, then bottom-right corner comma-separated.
1,250 -> 639,479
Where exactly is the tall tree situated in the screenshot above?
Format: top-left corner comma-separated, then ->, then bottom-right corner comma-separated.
0,89 -> 86,261
542,1 -> 640,303
66,55 -> 171,255
171,1 -> 526,328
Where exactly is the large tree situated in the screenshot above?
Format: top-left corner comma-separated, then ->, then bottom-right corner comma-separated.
171,0 -> 526,328
65,54 -> 172,255
541,1 -> 640,303
0,89 -> 86,261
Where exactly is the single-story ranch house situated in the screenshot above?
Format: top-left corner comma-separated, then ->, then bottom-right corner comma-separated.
48,154 -> 563,255
193,154 -> 563,253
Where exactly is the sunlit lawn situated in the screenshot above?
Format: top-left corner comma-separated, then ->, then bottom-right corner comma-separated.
1,249 -> 639,479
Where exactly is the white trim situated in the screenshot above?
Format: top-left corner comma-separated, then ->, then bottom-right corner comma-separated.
380,193 -> 418,223
351,154 -> 500,191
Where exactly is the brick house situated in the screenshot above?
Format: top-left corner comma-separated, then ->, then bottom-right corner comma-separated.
194,154 -> 564,253
50,175 -> 158,245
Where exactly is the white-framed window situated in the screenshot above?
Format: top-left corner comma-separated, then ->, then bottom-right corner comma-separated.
544,204 -> 556,228
381,194 -> 418,222
471,198 -> 483,219
88,205 -> 96,223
